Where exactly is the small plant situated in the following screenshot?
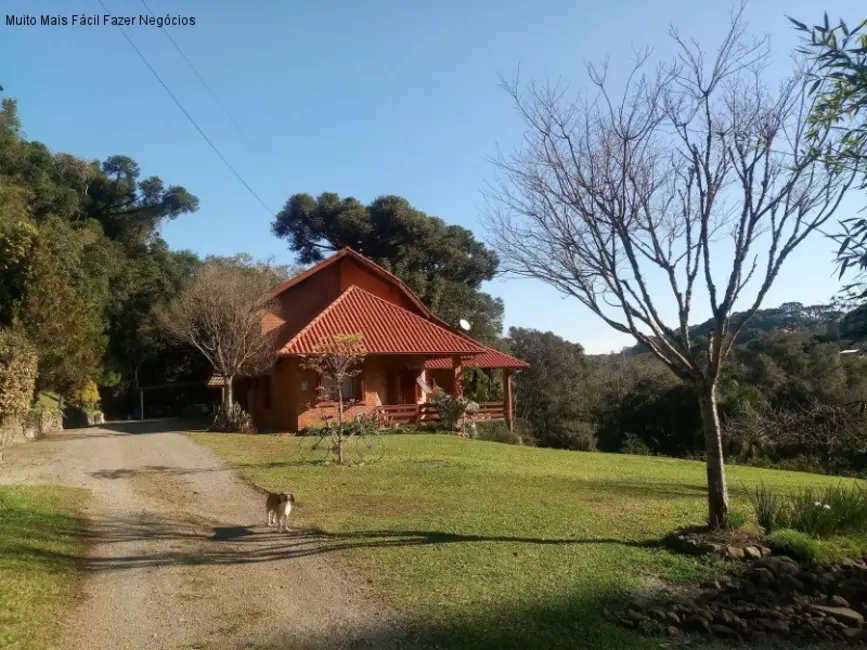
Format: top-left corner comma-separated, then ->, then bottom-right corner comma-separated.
745,482 -> 788,534
430,389 -> 479,433
726,506 -> 748,531
210,402 -> 256,434
620,432 -> 652,456
474,421 -> 521,445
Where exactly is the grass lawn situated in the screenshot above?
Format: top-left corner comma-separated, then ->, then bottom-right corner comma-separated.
195,433 -> 854,650
0,485 -> 87,650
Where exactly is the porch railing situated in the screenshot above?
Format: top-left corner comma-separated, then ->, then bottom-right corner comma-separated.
380,402 -> 505,426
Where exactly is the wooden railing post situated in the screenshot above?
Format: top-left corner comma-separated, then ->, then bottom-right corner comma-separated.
504,369 -> 514,432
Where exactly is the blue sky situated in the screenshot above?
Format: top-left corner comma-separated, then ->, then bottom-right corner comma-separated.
2,0 -> 864,353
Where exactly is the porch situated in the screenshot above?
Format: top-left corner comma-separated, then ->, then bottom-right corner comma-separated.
233,353 -> 518,433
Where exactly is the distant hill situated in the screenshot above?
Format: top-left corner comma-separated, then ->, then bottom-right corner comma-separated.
619,302 -> 845,356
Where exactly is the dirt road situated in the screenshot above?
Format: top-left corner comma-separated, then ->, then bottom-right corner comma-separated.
0,422 -> 419,650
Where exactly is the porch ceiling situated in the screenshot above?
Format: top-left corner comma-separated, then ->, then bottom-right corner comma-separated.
280,285 -> 487,356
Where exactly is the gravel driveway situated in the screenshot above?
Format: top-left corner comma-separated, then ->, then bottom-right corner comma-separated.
1,421 -> 419,650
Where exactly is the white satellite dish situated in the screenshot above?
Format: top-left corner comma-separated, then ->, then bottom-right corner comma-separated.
416,376 -> 433,394
459,319 -> 471,331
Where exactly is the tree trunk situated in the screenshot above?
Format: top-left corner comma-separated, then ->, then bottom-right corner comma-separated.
226,376 -> 234,407
336,383 -> 345,465
697,380 -> 729,529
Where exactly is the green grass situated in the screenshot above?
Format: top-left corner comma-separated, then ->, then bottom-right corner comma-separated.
194,433 -> 854,650
0,485 -> 87,650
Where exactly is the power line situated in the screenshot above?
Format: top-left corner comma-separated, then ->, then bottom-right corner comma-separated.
96,0 -> 275,216
138,0 -> 291,193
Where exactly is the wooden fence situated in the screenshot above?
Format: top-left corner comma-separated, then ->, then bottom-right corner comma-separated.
380,402 -> 505,426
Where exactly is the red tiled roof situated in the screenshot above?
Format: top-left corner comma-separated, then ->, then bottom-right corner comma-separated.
281,286 -> 487,356
425,347 -> 529,369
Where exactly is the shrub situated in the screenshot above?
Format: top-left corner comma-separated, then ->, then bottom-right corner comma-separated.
748,481 -> 867,538
474,421 -> 521,445
746,482 -> 788,534
620,432 -> 652,456
767,529 -> 867,563
430,389 -> 479,431
561,420 -> 597,451
75,379 -> 100,411
0,329 -> 37,421
727,506 -> 748,531
210,403 -> 256,434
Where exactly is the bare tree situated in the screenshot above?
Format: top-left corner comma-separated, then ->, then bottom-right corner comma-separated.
156,256 -> 287,407
301,333 -> 366,465
485,7 -> 856,527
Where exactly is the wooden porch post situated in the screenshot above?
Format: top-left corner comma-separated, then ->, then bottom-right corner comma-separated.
452,356 -> 463,398
504,368 -> 514,432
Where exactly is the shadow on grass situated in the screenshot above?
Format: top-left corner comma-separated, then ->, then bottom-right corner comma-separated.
257,591 -> 644,650
3,498 -> 664,574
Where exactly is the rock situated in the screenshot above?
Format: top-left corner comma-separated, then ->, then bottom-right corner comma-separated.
717,574 -> 734,588
647,608 -> 668,624
750,630 -> 767,642
666,625 -> 680,636
625,609 -> 646,623
751,568 -> 775,587
684,614 -> 711,633
838,578 -> 867,603
710,624 -> 738,638
744,546 -> 762,560
830,595 -> 852,608
726,545 -> 745,560
759,546 -> 773,557
701,578 -> 721,590
779,575 -> 805,593
767,556 -> 801,576
811,605 -> 865,628
757,619 -> 790,634
842,628 -> 865,642
627,601 -> 643,613
665,612 -> 681,625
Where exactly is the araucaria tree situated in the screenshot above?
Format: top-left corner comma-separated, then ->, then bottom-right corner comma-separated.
157,256 -> 286,408
301,333 -> 366,465
486,9 -> 856,528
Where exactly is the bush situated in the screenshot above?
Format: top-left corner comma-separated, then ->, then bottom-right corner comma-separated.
727,506 -> 748,531
767,529 -> 867,563
620,432 -> 652,456
746,482 -> 788,534
474,421 -> 521,445
0,329 -> 37,421
210,403 -> 256,434
430,389 -> 479,431
747,481 -> 867,538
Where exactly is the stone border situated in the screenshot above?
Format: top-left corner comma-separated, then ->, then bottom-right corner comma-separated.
664,527 -> 772,560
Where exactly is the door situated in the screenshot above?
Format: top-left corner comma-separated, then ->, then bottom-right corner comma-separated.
388,370 -> 418,404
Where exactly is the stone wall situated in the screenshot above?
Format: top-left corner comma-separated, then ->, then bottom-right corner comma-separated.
0,411 -> 63,454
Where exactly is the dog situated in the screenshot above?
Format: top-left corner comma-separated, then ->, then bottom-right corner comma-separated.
265,491 -> 295,532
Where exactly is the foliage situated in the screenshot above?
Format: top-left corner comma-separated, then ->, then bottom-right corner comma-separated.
157,257 -> 287,406
272,192 -> 504,344
620,433 -> 652,457
0,328 -> 36,421
745,482 -> 788,534
430,388 -> 478,432
473,421 -> 521,445
74,380 -> 100,411
0,98 -> 203,414
768,529 -> 867,564
507,327 -> 595,449
210,402 -> 255,434
747,481 -> 867,538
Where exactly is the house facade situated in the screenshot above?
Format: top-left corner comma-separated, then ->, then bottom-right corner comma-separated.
213,248 -> 528,433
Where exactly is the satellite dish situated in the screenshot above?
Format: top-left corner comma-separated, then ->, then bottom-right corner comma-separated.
459,319 -> 471,331
416,376 -> 433,394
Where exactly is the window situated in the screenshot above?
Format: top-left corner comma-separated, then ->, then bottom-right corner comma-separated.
262,375 -> 272,410
321,376 -> 358,401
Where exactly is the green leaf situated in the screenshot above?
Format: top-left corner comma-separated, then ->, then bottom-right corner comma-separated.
837,236 -> 852,256
787,16 -> 809,31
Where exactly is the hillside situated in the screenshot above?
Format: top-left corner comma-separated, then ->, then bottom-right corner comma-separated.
621,301 -> 844,356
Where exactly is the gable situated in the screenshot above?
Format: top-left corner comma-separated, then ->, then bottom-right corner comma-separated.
337,257 -> 422,314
